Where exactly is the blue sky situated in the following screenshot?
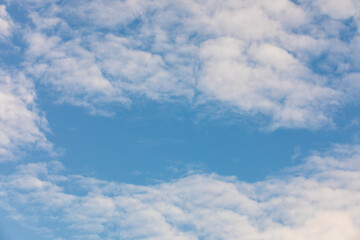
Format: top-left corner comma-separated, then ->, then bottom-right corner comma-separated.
0,0 -> 360,239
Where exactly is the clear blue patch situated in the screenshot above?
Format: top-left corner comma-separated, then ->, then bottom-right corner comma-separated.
34,85 -> 360,186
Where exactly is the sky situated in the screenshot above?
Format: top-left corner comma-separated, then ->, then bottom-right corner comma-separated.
0,0 -> 360,239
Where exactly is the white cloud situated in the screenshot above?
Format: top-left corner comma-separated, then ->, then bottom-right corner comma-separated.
198,38 -> 339,128
0,144 -> 359,239
312,0 -> 357,20
0,5 -> 13,37
69,0 -> 152,28
91,34 -> 194,101
0,70 -> 52,161
25,34 -> 126,115
7,0 -> 360,129
25,31 -> 194,114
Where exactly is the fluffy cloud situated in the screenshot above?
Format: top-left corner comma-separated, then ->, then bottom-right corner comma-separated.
0,70 -> 52,161
4,0 -> 355,128
1,144 -> 359,239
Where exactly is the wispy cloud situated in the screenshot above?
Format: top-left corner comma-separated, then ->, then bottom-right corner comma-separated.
0,5 -> 13,38
1,144 -> 359,239
0,70 -> 52,161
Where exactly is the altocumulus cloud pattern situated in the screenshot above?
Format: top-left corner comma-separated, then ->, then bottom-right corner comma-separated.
0,0 -> 360,239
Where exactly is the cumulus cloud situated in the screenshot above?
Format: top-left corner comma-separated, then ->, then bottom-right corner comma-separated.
0,144 -> 359,239
0,70 -> 52,161
5,0 -> 360,129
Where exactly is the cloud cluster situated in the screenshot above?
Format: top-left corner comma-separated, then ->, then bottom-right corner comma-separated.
25,32 -> 195,115
1,144 -> 359,239
0,2 -> 358,239
6,0 -> 356,128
